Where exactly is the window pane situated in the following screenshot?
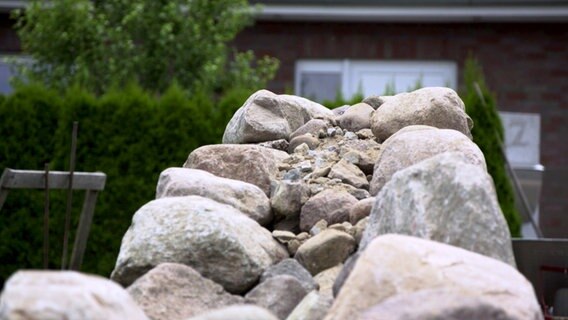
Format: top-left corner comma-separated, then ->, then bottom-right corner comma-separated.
300,72 -> 341,102
0,62 -> 12,95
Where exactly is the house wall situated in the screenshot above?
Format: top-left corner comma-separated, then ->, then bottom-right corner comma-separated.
233,21 -> 568,237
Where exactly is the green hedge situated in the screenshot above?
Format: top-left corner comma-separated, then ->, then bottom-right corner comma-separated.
0,83 -> 252,287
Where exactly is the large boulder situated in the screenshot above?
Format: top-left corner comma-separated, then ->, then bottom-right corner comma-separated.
369,126 -> 486,195
0,270 -> 148,320
370,87 -> 473,141
300,189 -> 358,232
110,196 -> 288,293
183,144 -> 288,195
362,152 -> 516,266
156,168 -> 272,225
325,234 -> 542,320
222,90 -> 333,144
245,275 -> 309,320
127,263 -> 243,320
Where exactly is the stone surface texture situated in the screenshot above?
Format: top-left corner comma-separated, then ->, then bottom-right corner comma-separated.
187,305 -> 279,320
184,144 -> 288,195
300,189 -> 358,232
314,264 -> 343,298
110,196 -> 288,293
127,263 -> 243,320
287,291 -> 333,320
370,87 -> 473,142
245,275 -> 308,320
295,229 -> 356,276
325,234 -> 541,320
270,180 -> 310,220
362,152 -> 516,266
260,258 -> 318,293
349,197 -> 375,225
156,168 -> 272,225
369,125 -> 486,195
0,270 -> 148,320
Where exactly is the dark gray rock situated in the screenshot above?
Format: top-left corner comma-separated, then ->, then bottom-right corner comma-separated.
245,275 -> 309,319
260,258 -> 318,292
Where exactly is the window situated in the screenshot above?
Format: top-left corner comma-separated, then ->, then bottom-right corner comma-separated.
0,56 -> 31,95
295,59 -> 457,101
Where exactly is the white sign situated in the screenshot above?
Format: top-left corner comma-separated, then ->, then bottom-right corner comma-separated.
499,111 -> 541,166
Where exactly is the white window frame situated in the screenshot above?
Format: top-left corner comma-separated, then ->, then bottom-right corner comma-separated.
295,59 -> 458,99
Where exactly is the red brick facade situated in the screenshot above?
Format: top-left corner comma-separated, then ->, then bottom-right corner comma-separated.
233,21 -> 568,237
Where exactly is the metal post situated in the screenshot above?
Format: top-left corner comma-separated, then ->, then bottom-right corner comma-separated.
43,163 -> 50,269
61,121 -> 78,270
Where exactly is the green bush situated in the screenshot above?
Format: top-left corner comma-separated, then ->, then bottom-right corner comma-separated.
0,83 -> 252,287
461,57 -> 521,237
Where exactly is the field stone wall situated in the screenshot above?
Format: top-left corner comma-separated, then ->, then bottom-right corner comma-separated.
0,87 -> 541,320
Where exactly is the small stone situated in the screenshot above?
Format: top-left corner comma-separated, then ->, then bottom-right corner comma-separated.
294,143 -> 310,155
296,232 -> 310,242
309,219 -> 328,236
342,151 -> 360,164
300,189 -> 358,232
272,230 -> 297,243
362,95 -> 390,110
295,229 -> 356,275
356,129 -> 375,140
329,160 -> 369,190
311,166 -> 331,179
283,168 -> 302,181
288,239 -> 301,256
298,160 -> 313,173
289,134 -> 320,153
258,139 -> 290,152
349,197 -> 375,225
354,217 -> 369,244
278,163 -> 291,171
327,127 -> 338,137
344,131 -> 358,140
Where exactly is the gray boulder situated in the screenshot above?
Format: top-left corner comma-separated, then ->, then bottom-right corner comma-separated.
0,270 -> 148,320
156,168 -> 272,226
260,258 -> 318,293
369,126 -> 486,195
295,229 -> 356,276
110,196 -> 288,293
300,189 -> 358,232
127,263 -> 243,320
338,103 -> 374,132
362,152 -> 516,266
184,144 -> 288,195
370,87 -> 473,142
222,90 -> 333,144
325,234 -> 541,320
245,275 -> 309,320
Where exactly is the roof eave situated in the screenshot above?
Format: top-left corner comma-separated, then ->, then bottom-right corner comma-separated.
257,5 -> 568,22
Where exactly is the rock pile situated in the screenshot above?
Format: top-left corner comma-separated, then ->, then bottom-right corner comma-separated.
0,87 -> 542,320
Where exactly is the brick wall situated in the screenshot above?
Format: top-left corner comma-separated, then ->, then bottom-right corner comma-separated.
233,21 -> 568,237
